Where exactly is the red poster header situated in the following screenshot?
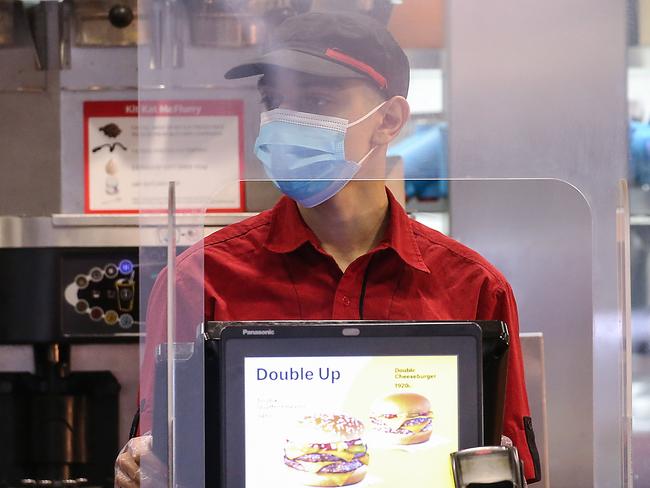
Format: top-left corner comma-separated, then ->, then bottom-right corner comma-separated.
83,99 -> 245,118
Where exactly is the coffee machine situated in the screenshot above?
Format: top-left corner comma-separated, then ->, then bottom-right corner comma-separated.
0,242 -> 143,487
0,210 -> 237,488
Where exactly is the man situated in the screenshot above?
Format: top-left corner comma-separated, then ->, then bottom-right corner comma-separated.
115,11 -> 540,487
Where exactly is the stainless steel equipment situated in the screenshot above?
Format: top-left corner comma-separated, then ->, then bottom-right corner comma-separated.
0,344 -> 119,487
0,0 -> 15,46
72,0 -> 140,47
0,213 -> 247,339
189,0 -> 263,47
0,214 -> 238,487
451,446 -> 525,488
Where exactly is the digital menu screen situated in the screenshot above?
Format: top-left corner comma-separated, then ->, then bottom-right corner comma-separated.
243,355 -> 459,487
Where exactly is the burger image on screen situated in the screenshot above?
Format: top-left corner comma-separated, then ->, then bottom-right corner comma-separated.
369,393 -> 433,445
283,414 -> 369,486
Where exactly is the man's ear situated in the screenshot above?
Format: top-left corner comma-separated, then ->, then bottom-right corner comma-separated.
371,96 -> 410,146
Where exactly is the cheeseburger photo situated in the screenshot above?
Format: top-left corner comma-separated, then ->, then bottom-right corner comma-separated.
283,414 -> 369,486
369,393 -> 434,445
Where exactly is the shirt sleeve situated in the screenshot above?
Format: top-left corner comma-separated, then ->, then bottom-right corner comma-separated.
477,280 -> 541,483
138,252 -> 207,434
138,269 -> 166,435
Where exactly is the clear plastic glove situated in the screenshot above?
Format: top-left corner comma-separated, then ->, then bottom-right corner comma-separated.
114,434 -> 167,488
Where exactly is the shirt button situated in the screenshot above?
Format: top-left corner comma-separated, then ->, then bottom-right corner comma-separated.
342,296 -> 351,306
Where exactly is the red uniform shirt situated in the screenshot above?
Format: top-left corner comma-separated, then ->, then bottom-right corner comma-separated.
140,190 -> 538,480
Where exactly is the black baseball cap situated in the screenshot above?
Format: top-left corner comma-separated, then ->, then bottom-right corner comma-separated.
224,11 -> 410,98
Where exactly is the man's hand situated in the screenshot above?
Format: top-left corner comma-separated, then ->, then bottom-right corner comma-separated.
115,435 -> 167,488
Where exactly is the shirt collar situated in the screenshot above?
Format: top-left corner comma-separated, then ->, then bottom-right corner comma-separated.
382,189 -> 431,274
264,189 -> 431,274
264,196 -> 321,254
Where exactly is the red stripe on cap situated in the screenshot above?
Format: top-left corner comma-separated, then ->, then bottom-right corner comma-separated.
325,48 -> 387,90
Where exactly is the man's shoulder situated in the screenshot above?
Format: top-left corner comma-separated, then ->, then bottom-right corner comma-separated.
202,208 -> 274,254
171,209 -> 273,274
410,219 -> 510,289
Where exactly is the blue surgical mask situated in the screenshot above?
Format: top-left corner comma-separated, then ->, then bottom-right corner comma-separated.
254,102 -> 386,208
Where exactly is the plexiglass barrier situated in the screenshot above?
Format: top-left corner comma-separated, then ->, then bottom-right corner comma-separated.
131,2 -> 628,488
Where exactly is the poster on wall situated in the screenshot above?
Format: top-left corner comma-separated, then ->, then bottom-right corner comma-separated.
84,100 -> 245,213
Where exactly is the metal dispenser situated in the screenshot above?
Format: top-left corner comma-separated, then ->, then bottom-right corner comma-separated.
451,446 -> 526,488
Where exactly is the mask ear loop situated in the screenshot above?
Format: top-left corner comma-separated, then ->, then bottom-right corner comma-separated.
355,144 -> 378,166
347,101 -> 386,166
348,97 -> 404,165
347,100 -> 388,128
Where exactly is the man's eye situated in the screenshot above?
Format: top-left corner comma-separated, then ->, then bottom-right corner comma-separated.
260,94 -> 282,111
303,95 -> 330,112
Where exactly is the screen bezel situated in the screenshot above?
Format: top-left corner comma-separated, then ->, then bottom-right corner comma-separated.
214,322 -> 483,488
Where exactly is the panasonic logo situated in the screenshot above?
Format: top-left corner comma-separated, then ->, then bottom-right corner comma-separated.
242,329 -> 275,336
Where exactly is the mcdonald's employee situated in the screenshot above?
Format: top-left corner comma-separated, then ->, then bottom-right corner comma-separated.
115,11 -> 540,487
